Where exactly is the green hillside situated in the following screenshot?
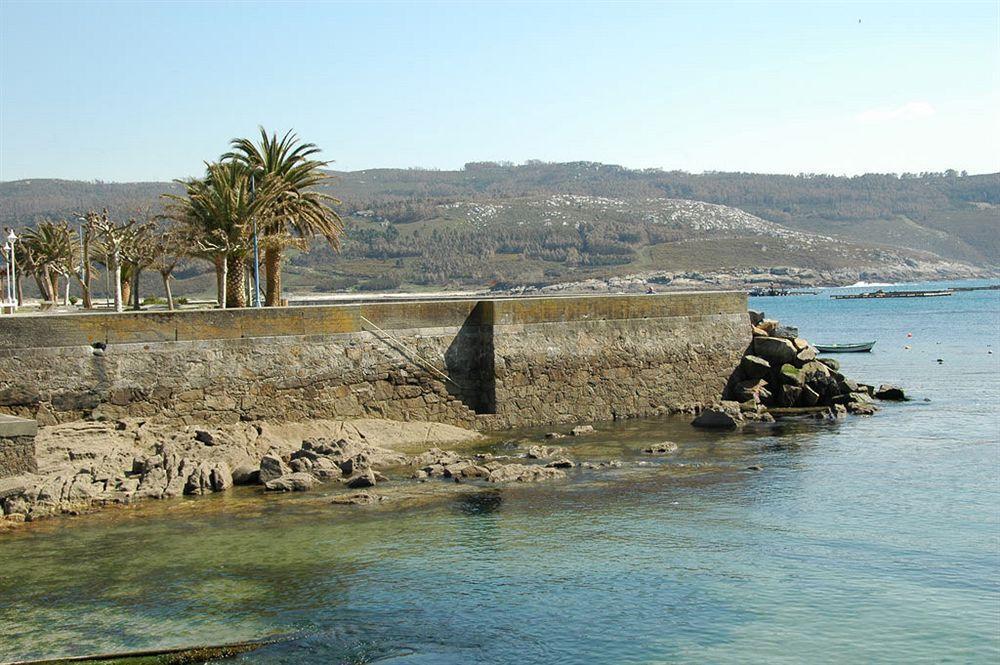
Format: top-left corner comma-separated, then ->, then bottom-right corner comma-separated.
1,163 -> 996,295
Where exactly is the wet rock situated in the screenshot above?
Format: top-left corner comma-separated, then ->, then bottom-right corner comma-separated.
346,468 -> 377,489
746,465 -> 764,471
330,491 -> 381,506
642,442 -> 679,455
487,464 -> 566,483
210,462 -> 232,492
692,402 -> 743,429
740,355 -> 771,379
780,384 -> 803,407
847,402 -> 878,416
570,425 -> 595,436
545,458 -> 575,468
231,465 -> 260,486
258,454 -> 290,484
289,457 -> 314,473
800,384 -> 820,407
264,472 -> 316,492
795,347 -> 817,364
752,337 -> 798,365
310,457 -> 341,480
875,385 -> 907,401
779,364 -> 803,386
525,445 -> 564,459
460,465 -> 491,478
773,325 -> 799,340
817,357 -> 840,372
544,432 -> 566,440
183,461 -> 231,495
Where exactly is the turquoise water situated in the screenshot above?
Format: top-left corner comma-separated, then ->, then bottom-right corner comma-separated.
1,280 -> 998,664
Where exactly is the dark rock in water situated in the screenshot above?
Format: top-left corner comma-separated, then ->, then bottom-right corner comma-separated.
642,442 -> 679,455
692,403 -> 743,429
194,430 -> 215,446
544,432 -> 566,440
780,384 -> 803,407
746,465 -> 764,471
231,465 -> 260,486
817,357 -> 840,372
740,355 -> 771,379
346,468 -> 377,489
748,310 -> 764,326
800,384 -> 820,407
847,402 -> 878,416
752,337 -> 798,364
570,425 -> 595,436
545,458 -> 576,468
875,384 -> 907,401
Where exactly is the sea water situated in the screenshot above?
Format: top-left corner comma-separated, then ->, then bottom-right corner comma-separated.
1,280 -> 997,664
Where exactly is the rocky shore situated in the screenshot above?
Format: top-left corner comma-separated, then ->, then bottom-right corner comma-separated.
497,262 -> 994,296
0,417 -> 636,526
691,310 -> 907,429
0,308 -> 909,530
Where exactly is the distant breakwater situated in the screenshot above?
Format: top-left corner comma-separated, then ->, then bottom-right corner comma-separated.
0,293 -> 748,431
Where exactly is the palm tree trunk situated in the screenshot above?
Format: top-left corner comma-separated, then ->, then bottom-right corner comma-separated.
162,272 -> 174,311
219,255 -> 228,310
225,255 -> 246,308
213,255 -> 224,307
264,245 -> 283,307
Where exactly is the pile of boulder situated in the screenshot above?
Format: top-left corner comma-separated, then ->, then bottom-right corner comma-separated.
693,311 -> 907,429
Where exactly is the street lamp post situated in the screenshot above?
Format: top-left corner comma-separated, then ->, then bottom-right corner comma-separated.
4,228 -> 18,311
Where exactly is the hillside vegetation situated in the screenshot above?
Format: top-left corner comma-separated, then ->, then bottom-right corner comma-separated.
1,163 -> 996,294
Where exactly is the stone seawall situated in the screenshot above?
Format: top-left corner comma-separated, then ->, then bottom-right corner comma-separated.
0,293 -> 749,430
0,415 -> 38,477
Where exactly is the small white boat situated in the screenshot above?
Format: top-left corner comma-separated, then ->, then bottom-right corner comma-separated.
815,341 -> 876,353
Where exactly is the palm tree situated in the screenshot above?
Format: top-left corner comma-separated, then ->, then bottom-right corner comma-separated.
224,128 -> 343,306
20,221 -> 77,304
162,160 -> 283,308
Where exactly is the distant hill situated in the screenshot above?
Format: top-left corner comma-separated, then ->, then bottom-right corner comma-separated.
1,163 -> 997,295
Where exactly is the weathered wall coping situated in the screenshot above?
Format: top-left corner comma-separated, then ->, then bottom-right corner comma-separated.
0,292 -> 746,350
0,414 -> 38,438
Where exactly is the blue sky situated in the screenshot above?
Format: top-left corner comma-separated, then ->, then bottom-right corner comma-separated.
1,1 -> 997,181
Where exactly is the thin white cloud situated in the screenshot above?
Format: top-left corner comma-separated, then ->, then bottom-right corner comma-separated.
855,101 -> 936,124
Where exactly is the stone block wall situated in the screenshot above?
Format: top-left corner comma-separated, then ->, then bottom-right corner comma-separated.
0,293 -> 749,430
0,415 -> 38,477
